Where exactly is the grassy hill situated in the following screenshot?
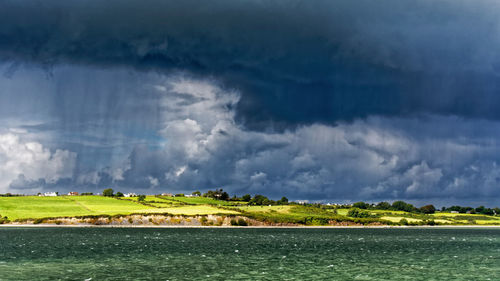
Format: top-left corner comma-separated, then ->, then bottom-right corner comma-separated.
1,195 -> 500,226
0,196 -> 238,221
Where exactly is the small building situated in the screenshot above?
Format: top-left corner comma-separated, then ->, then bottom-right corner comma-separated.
124,193 -> 137,197
67,192 -> 79,196
43,192 -> 58,197
450,211 -> 459,214
161,193 -> 173,197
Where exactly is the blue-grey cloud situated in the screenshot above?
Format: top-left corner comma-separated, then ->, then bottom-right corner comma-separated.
1,1 -> 500,206
1,0 -> 500,128
1,66 -> 500,206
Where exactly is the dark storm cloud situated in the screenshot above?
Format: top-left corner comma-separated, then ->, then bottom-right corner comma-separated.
2,0 -> 500,206
1,0 -> 500,128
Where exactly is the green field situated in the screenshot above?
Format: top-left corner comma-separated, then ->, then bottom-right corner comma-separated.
2,196 -> 500,225
380,216 -> 423,223
165,196 -> 247,206
155,205 -> 239,215
236,205 -> 292,213
0,197 -> 95,220
0,196 -> 238,221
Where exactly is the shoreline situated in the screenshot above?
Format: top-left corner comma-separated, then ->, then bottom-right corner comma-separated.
2,224 -> 500,229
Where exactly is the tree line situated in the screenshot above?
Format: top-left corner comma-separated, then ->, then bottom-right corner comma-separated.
200,189 -> 289,205
351,200 -> 500,215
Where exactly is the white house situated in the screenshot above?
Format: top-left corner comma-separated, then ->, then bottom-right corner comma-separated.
124,193 -> 137,197
43,192 -> 58,197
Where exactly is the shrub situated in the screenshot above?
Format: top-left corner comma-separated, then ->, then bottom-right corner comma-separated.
0,216 -> 10,224
33,218 -> 44,224
277,197 -> 289,205
102,188 -> 114,197
231,218 -> 249,226
353,202 -> 369,209
392,201 -> 416,212
241,194 -> 252,202
200,217 -> 208,226
419,204 -> 436,214
376,201 -> 391,210
399,218 -> 409,225
425,219 -> 436,226
237,218 -> 248,226
249,194 -> 271,205
348,208 -> 371,218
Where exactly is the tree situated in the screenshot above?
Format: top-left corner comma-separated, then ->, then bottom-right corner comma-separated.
115,192 -> 124,197
392,201 -> 416,212
376,201 -> 391,210
241,194 -> 252,202
475,206 -> 486,214
102,188 -> 114,197
203,188 -> 230,201
192,191 -> 201,196
278,196 -> 289,205
138,195 -> 146,202
249,195 -> 270,205
348,208 -> 370,218
353,201 -> 369,209
477,207 -> 494,215
419,204 -> 436,214
219,191 -> 229,201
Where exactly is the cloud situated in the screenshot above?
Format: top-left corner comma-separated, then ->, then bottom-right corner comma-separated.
1,1 -> 500,128
0,132 -> 76,193
95,75 -> 500,206
1,62 -> 500,205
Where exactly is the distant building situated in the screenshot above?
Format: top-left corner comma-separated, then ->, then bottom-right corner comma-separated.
450,211 -> 459,214
67,192 -> 79,196
161,193 -> 173,197
42,192 -> 58,197
124,193 -> 137,197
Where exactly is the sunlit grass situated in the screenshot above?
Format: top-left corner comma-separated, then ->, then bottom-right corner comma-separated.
475,220 -> 500,225
0,196 -> 93,220
236,205 -> 292,213
152,205 -> 240,215
167,196 -> 247,206
0,195 -> 239,220
380,216 -> 422,223
69,196 -> 154,215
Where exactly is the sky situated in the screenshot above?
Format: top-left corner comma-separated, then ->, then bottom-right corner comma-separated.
1,0 -> 500,206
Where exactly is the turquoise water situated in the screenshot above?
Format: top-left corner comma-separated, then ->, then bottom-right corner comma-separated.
0,227 -> 499,280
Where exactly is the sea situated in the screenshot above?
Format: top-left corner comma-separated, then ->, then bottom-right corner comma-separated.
0,227 -> 499,280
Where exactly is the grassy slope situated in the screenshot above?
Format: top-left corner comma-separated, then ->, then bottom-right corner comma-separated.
0,197 -> 92,220
2,196 -> 500,225
165,196 -> 247,206
0,196 -> 239,220
233,205 -> 386,225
